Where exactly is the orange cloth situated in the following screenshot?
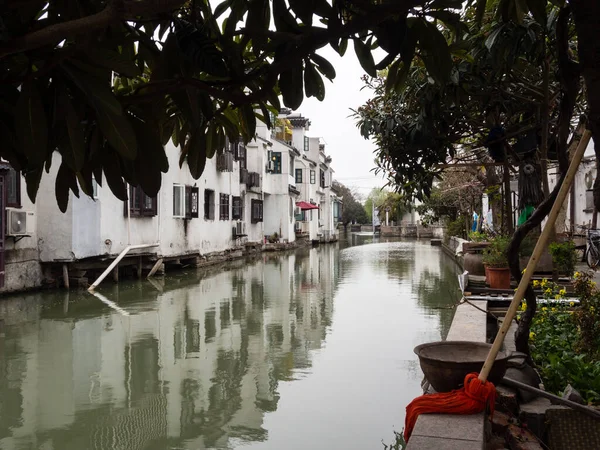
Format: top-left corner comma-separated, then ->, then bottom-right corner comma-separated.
404,373 -> 496,441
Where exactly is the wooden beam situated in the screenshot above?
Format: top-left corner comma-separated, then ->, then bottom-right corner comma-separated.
147,258 -> 163,279
62,264 -> 69,289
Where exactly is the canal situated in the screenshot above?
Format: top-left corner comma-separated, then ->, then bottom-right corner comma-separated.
0,237 -> 461,450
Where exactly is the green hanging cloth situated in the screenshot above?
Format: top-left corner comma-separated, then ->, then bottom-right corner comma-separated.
517,205 -> 535,226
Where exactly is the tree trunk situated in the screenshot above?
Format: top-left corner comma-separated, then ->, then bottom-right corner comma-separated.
570,1 -> 600,211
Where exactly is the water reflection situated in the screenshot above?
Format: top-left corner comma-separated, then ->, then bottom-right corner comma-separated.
0,239 -> 460,450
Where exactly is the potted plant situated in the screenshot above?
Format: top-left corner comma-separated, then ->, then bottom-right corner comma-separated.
482,235 -> 511,289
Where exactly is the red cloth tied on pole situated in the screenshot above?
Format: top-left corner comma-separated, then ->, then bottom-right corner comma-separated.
404,373 -> 496,442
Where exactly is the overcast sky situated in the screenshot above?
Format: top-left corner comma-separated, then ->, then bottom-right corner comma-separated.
294,47 -> 386,198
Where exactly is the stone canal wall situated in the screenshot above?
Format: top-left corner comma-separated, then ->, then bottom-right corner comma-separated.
379,224 -> 445,238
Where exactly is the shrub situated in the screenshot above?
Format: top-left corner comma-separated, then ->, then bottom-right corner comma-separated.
482,235 -> 511,267
526,273 -> 600,404
549,241 -> 578,277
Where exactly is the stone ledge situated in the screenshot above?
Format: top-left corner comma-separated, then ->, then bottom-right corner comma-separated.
406,300 -> 488,450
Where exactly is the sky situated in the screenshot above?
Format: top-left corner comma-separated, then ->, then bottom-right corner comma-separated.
293,47 -> 386,198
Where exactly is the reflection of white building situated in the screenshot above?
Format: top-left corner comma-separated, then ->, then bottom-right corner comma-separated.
0,246 -> 340,450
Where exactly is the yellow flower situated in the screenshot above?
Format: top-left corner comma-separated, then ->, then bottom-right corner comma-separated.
569,302 -> 575,307
559,289 -> 567,296
591,306 -> 596,313
541,307 -> 548,312
555,294 -> 561,300
545,288 -> 552,295
529,331 -> 536,340
522,268 -> 526,274
520,303 -> 526,311
574,271 -> 581,279
541,279 -> 548,288
533,280 -> 540,287
552,307 -> 557,312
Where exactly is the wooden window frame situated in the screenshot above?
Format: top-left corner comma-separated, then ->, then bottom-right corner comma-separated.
271,151 -> 282,174
6,167 -> 21,208
251,199 -> 263,224
232,196 -> 242,220
219,193 -> 230,220
126,185 -> 157,217
295,168 -> 303,184
204,189 -> 215,220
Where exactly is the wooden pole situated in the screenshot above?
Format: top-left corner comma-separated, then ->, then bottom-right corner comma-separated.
147,258 -> 163,279
479,130 -> 592,383
62,264 -> 69,289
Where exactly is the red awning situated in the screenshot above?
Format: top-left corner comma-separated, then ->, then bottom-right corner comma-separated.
296,201 -> 319,210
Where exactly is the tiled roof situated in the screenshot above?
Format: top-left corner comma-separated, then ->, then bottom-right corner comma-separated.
288,116 -> 311,128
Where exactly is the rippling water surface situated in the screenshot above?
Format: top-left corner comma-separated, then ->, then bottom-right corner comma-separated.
0,236 -> 461,450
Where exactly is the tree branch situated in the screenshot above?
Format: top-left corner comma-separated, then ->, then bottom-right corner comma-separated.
0,0 -> 186,60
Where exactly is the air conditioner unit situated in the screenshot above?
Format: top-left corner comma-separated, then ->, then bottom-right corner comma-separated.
236,221 -> 247,236
6,208 -> 35,236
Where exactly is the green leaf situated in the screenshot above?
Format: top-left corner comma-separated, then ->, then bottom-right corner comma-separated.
310,53 -> 336,80
15,80 -> 48,165
259,103 -> 272,129
86,47 -> 142,78
62,63 -> 122,116
95,108 -> 137,160
132,118 -> 169,174
279,59 -> 304,110
353,39 -> 377,77
485,25 -> 504,50
289,0 -> 313,24
414,18 -> 452,83
64,93 -> 85,171
304,62 -> 325,101
526,0 -> 547,27
273,0 -> 300,33
25,167 -> 43,203
186,127 -> 208,179
102,149 -> 127,201
240,104 -> 257,137
214,0 -> 232,18
175,20 -> 228,77
247,0 -> 271,54
0,119 -> 22,170
339,38 -> 348,57
55,163 -> 74,212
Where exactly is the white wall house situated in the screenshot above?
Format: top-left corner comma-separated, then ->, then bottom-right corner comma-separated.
0,162 -> 42,293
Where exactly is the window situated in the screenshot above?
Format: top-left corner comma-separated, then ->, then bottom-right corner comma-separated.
320,169 -> 325,188
295,168 -> 303,184
586,190 -> 594,211
310,170 -> 316,184
126,185 -> 157,217
6,167 -> 21,208
304,136 -> 309,152
173,184 -> 185,217
204,189 -> 215,220
289,155 -> 294,175
173,185 -> 199,218
238,145 -> 247,170
232,196 -> 243,220
269,151 -> 282,174
219,193 -> 230,220
251,199 -> 263,223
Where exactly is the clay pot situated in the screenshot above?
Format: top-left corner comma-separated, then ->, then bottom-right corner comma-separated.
464,252 -> 486,276
486,266 -> 511,289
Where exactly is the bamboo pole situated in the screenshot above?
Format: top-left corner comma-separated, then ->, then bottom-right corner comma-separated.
479,129 -> 592,382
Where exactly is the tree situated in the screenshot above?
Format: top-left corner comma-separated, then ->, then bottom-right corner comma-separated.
1,0 -> 471,212
354,0 -> 589,355
332,180 -> 368,226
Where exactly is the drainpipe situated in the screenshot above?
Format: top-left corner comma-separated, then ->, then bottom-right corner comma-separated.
127,191 -> 131,245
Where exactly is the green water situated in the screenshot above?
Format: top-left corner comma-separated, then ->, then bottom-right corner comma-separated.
0,237 -> 461,450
